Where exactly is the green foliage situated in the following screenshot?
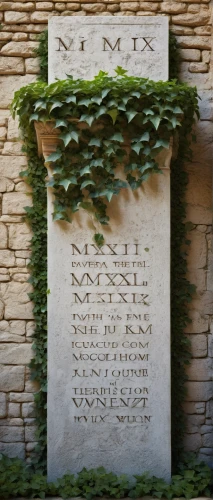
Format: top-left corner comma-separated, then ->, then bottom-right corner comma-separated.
169,31 -> 180,80
0,455 -> 212,500
12,71 -> 198,231
35,29 -> 48,83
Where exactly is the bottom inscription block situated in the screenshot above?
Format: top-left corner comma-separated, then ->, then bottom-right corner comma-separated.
47,165 -> 171,481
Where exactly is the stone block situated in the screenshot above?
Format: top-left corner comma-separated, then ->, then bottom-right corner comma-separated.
0,392 -> 6,417
195,26 -> 212,35
161,2 -> 187,13
206,400 -> 213,422
183,432 -> 202,452
4,11 -> 31,23
0,250 -> 15,267
36,1 -> 53,9
9,223 -> 32,250
1,41 -> 39,57
208,334 -> 213,357
25,425 -> 37,441
186,359 -> 212,381
187,335 -> 208,358
0,2 -> 34,10
0,75 -> 36,109
0,224 -> 7,249
185,163 -> 212,224
179,68 -> 211,90
25,57 -> 40,73
0,442 -> 25,459
189,62 -> 208,73
0,177 -> 15,192
172,10 -> 210,27
0,56 -> 24,75
0,365 -> 25,391
31,10 -> 53,21
138,2 -> 159,10
9,392 -> 34,403
2,281 -> 34,320
201,425 -> 213,434
186,414 -> 205,433
185,381 -> 213,401
0,426 -> 24,442
0,127 -> 6,140
66,3 -> 81,10
202,50 -> 210,64
8,403 -> 20,418
26,321 -> 35,337
170,26 -> 193,36
187,229 -> 207,270
7,116 -> 20,140
0,156 -> 28,179
0,343 -> 33,364
202,433 -> 213,447
183,402 -> 205,414
192,121 -> 213,168
0,300 -> 4,320
2,141 -> 24,155
120,2 -> 139,11
176,36 -> 211,50
2,192 -> 32,215
186,269 -> 206,292
22,402 -> 36,418
12,33 -> 28,41
192,291 -> 213,316
179,49 -> 201,61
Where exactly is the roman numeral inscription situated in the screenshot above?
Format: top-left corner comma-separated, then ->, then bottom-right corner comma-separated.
55,37 -> 156,52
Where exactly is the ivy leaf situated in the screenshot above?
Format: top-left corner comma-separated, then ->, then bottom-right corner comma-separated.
143,108 -> 155,116
104,189 -> 114,202
109,132 -> 124,143
126,110 -> 138,123
54,119 -> 68,128
29,113 -> 39,122
50,101 -> 63,111
90,158 -> 104,167
79,201 -> 94,211
91,95 -> 102,105
173,105 -> 183,114
79,114 -> 94,126
34,99 -> 47,110
132,142 -> 142,155
94,233 -> 104,247
95,106 -> 107,119
150,116 -> 161,130
101,88 -> 110,99
115,66 -> 128,76
65,95 -> 76,104
107,108 -> 118,124
81,179 -> 95,189
131,91 -> 141,98
153,139 -> 170,149
52,212 -> 66,221
78,98 -> 91,107
81,151 -> 94,159
59,131 -> 79,146
140,132 -> 150,142
46,151 -> 62,162
80,165 -> 92,175
59,177 -> 77,190
88,138 -> 101,147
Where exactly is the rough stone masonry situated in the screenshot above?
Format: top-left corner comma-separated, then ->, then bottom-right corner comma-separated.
0,0 -> 212,468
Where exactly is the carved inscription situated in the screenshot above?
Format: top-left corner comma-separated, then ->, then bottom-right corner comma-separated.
55,37 -> 156,52
69,242 -> 153,426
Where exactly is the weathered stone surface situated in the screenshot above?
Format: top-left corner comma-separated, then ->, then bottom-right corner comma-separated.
161,2 -> 187,13
36,1 -> 53,9
25,425 -> 37,441
189,62 -> 208,73
12,33 -> 28,41
49,16 -> 169,82
201,425 -> 213,434
179,49 -> 201,61
184,432 -> 202,452
0,56 -> 24,75
31,10 -> 53,21
0,127 -> 7,140
2,281 -> 34,320
185,164 -> 212,224
0,249 -> 15,267
0,343 -> 33,364
172,10 -> 210,26
0,177 -> 15,192
4,11 -> 31,23
0,300 -> 4,320
0,224 -> 7,249
2,141 -> 24,155
176,36 -> 211,50
179,67 -> 211,90
186,359 -> 213,382
186,414 -> 205,433
183,402 -> 205,415
187,335 -> 208,358
1,41 -> 39,57
2,192 -> 32,215
0,425 -> 24,442
185,381 -> 213,401
202,50 -> 210,63
192,122 -> 213,167
0,365 -> 25,391
9,223 -> 32,250
25,57 -> 40,73
0,392 -> 6,417
195,26 -> 212,35
0,2 -> 34,11
9,392 -> 34,403
7,116 -> 20,140
0,156 -> 28,179
8,403 -> 21,418
0,442 -> 25,459
187,230 -> 207,270
22,402 -> 36,418
0,75 -> 36,109
202,433 -> 213,447
192,291 -> 213,316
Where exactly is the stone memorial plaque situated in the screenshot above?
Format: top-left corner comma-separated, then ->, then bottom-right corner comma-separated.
48,17 -> 168,82
47,15 -> 171,483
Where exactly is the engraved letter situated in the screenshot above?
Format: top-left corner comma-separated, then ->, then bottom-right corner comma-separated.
103,38 -> 121,51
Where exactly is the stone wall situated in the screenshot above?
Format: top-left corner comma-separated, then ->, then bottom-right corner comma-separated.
0,0 -> 212,467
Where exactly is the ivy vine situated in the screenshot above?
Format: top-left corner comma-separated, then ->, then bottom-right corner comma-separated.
11,29 -> 199,472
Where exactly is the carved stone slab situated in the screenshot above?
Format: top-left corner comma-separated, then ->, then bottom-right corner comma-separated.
48,16 -> 168,82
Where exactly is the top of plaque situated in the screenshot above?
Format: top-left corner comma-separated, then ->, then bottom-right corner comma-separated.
48,16 -> 169,83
